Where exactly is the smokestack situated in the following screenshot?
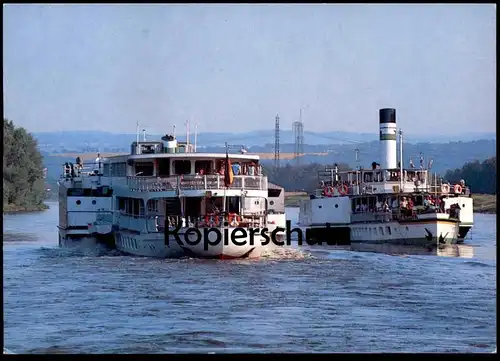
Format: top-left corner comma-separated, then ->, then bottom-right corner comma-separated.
379,108 -> 397,169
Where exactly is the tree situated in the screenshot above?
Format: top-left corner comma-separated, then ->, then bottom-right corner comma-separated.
3,119 -> 47,211
263,162 -> 351,192
444,156 -> 496,194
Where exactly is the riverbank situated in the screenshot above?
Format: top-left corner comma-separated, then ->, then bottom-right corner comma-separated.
284,192 -> 496,214
3,203 -> 49,214
472,194 -> 496,214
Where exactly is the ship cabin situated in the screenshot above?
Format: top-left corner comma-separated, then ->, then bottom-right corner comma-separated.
313,164 -> 471,224
101,137 -> 269,232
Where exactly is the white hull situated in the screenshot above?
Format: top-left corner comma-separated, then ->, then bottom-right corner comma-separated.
115,231 -> 184,258
267,213 -> 287,236
58,228 -> 113,249
114,227 -> 274,259
350,219 -> 459,246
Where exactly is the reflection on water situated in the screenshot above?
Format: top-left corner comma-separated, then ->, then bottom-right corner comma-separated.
349,243 -> 475,258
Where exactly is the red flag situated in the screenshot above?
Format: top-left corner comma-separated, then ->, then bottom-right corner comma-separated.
224,148 -> 234,187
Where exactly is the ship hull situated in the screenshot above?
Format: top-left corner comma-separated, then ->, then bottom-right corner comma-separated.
266,213 -> 287,237
114,227 -> 270,259
350,219 -> 460,246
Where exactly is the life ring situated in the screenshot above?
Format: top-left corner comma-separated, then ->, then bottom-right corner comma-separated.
204,215 -> 219,227
323,186 -> 335,197
228,213 -> 241,227
338,184 -> 348,196
441,183 -> 450,194
453,184 -> 462,194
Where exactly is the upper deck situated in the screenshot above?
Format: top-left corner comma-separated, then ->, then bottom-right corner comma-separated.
315,166 -> 470,198
58,136 -> 268,196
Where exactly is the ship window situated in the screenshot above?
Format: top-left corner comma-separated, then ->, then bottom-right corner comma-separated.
76,200 -> 81,205
174,160 -> 191,175
147,199 -> 160,213
379,227 -> 384,235
374,227 -> 377,235
112,162 -> 127,177
334,204 -> 338,208
269,200 -> 275,205
92,200 -> 96,205
118,197 -> 126,212
195,160 -> 213,175
103,163 -> 110,176
268,189 -> 282,198
318,205 -> 322,209
386,226 -> 391,235
364,172 -> 373,182
135,162 -> 154,177
158,159 -> 170,177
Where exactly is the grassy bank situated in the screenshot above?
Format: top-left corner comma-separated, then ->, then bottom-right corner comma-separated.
284,192 -> 309,207
472,194 -> 496,214
284,192 -> 496,214
3,203 -> 49,213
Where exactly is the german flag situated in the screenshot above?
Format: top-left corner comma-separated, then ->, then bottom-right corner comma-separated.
224,147 -> 234,187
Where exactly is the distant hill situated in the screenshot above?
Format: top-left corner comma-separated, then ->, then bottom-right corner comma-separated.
42,138 -> 496,198
33,129 -> 496,154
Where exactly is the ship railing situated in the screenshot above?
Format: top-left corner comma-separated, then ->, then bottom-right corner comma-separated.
351,205 -> 454,223
126,175 -> 268,192
427,185 -> 471,197
60,164 -> 100,179
140,213 -> 267,233
351,210 -> 393,223
127,176 -> 178,192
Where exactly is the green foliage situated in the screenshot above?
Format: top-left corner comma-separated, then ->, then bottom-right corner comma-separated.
264,157 -> 496,196
263,162 -> 350,192
444,156 -> 496,195
3,119 -> 47,211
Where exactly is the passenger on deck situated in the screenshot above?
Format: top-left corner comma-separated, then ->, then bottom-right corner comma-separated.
248,163 -> 256,176
423,196 -> 430,208
375,200 -> 382,211
207,200 -> 219,214
232,163 -> 241,175
407,197 -> 414,217
382,200 -> 390,212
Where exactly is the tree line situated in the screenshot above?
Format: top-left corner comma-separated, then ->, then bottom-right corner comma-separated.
444,156 -> 496,195
263,162 -> 351,191
3,119 -> 47,211
264,156 -> 496,195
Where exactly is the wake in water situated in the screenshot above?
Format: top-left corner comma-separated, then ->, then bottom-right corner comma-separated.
40,237 -> 123,258
260,243 -> 313,260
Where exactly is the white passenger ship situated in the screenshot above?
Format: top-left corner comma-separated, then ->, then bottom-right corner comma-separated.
299,108 -> 474,247
57,133 -> 285,259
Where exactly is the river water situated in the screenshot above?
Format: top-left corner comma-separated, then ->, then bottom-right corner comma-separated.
3,202 -> 497,353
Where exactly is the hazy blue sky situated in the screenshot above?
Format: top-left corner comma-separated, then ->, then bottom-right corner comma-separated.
3,4 -> 496,135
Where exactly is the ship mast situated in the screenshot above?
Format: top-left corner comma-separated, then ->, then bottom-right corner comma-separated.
399,129 -> 403,192
185,120 -> 190,152
223,142 -> 227,214
194,123 -> 198,153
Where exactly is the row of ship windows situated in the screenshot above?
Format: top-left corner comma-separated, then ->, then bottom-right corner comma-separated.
120,236 -> 138,250
75,200 -> 97,205
352,225 -> 409,236
119,237 -> 157,252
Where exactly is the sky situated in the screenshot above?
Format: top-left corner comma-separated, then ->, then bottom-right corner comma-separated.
3,4 -> 496,135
